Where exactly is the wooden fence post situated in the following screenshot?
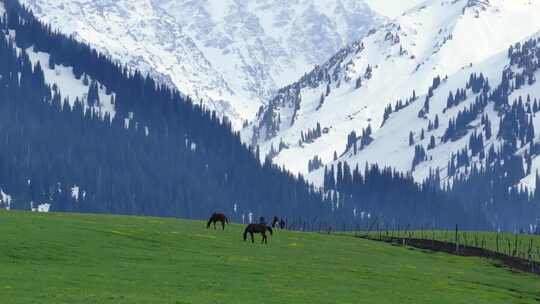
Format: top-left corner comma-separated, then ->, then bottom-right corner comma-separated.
455,224 -> 459,254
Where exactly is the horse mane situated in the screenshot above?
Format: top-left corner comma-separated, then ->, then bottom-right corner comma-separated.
207,213 -> 217,228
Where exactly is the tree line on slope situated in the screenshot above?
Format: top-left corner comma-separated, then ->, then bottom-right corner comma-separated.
322,163 -> 487,230
320,37 -> 540,232
5,0 -> 539,231
444,38 -> 540,232
401,38 -> 540,231
0,0 -> 331,222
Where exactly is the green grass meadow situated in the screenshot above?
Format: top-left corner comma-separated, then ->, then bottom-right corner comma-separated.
0,211 -> 539,303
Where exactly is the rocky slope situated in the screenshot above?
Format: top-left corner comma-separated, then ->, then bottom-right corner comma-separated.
246,0 -> 540,191
20,0 -> 383,128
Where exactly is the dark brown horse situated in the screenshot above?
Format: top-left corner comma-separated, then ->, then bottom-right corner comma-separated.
243,224 -> 273,244
207,213 -> 229,230
272,216 -> 286,229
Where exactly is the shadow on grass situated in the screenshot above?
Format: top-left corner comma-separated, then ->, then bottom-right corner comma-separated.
358,235 -> 540,276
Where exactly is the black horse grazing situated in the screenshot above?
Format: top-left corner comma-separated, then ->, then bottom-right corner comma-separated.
243,224 -> 273,244
272,216 -> 286,229
207,213 -> 229,230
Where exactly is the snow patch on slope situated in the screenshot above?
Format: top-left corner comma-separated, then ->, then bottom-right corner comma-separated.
26,47 -> 116,117
0,190 -> 12,210
31,202 -> 51,213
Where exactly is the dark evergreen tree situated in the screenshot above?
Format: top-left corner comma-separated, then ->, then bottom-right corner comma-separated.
427,135 -> 436,150
412,145 -> 427,169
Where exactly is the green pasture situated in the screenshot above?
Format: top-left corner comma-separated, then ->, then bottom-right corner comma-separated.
0,211 -> 539,303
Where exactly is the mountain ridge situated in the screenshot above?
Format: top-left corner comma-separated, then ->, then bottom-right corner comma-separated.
20,0 -> 384,128
247,0 -> 540,185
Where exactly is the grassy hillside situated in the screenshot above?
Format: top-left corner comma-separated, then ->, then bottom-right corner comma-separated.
0,211 -> 539,304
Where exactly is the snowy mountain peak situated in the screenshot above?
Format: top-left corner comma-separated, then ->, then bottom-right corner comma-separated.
245,0 -> 540,186
20,0 -> 384,128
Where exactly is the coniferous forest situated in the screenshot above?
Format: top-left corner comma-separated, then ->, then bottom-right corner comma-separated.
2,0 -> 539,232
0,0 -> 332,222
322,37 -> 540,232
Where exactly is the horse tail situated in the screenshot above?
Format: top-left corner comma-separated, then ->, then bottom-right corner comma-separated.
267,226 -> 273,235
243,226 -> 249,241
225,216 -> 230,225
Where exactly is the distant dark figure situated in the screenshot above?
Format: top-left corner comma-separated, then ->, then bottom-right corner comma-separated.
243,224 -> 273,244
259,216 -> 266,225
271,216 -> 280,228
271,216 -> 286,229
207,212 -> 229,230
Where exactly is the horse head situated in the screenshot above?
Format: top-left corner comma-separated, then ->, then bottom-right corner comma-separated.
243,225 -> 250,241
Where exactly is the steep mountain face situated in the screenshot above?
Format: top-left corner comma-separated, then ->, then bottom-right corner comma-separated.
0,0 -> 339,222
249,0 -> 540,185
0,0 -> 492,230
20,0 -> 383,128
244,0 -> 540,230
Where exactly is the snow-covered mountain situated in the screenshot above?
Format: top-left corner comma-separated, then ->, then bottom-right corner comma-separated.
247,0 -> 540,189
1,0 -> 347,220
20,0 -> 383,128
364,0 -> 426,18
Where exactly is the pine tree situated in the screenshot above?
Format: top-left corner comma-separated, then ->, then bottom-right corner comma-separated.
535,171 -> 540,200
317,93 -> 325,110
87,80 -> 100,107
446,91 -> 454,108
326,83 -> 331,97
48,53 -> 55,70
527,116 -> 535,143
355,77 -> 362,89
485,117 -> 492,139
428,135 -> 436,150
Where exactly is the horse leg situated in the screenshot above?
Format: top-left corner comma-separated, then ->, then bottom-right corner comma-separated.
213,220 -> 217,229
221,220 -> 225,230
262,232 -> 266,244
250,232 -> 255,243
